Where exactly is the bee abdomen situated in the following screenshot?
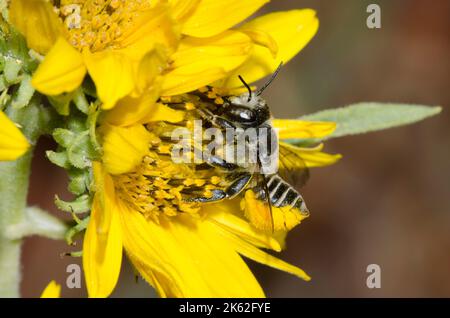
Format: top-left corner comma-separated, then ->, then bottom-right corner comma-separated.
266,174 -> 309,215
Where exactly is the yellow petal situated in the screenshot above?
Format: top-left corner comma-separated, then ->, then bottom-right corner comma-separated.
101,124 -> 153,175
162,66 -> 226,96
169,0 -> 201,23
217,224 -> 311,281
224,9 -> 319,87
40,280 -> 61,298
241,29 -> 278,58
133,46 -> 167,97
171,31 -> 252,71
0,111 -> 29,161
182,0 -> 269,37
279,141 -> 342,168
103,90 -> 159,127
118,201 -> 265,297
204,201 -> 282,251
103,88 -> 185,127
83,49 -> 135,110
162,31 -> 252,96
83,163 -> 122,298
273,119 -> 336,139
31,37 -> 86,96
139,102 -> 185,124
117,3 -> 180,58
9,0 -> 63,54
101,45 -> 168,126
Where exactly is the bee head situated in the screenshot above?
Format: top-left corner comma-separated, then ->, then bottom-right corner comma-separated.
223,64 -> 283,127
224,93 -> 270,127
229,92 -> 266,109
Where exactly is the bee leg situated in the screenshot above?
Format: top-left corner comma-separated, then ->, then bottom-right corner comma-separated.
203,153 -> 239,171
185,173 -> 251,203
224,173 -> 252,199
185,189 -> 227,203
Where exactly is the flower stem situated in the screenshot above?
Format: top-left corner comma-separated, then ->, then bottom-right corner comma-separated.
0,102 -> 53,297
0,151 -> 32,297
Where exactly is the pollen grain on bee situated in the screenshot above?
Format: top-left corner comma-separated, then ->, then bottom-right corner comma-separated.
170,120 -> 279,174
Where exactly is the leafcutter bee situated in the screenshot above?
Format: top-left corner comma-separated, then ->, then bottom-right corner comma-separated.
163,64 -> 310,231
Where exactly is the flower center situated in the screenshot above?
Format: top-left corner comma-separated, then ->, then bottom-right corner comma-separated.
114,123 -> 225,222
57,0 -> 152,51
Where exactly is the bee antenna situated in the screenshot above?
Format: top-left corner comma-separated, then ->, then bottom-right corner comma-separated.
238,75 -> 252,102
256,62 -> 284,96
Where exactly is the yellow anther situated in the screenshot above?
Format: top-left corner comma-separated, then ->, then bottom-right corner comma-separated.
185,102 -> 195,110
158,144 -> 172,154
194,179 -> 206,187
56,0 -> 152,51
207,91 -> 217,99
214,97 -> 224,105
114,93 -> 237,221
202,190 -> 213,198
160,96 -> 172,103
109,0 -> 121,9
210,176 -> 221,185
183,178 -> 196,186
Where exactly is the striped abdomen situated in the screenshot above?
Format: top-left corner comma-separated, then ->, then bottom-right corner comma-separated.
264,174 -> 309,216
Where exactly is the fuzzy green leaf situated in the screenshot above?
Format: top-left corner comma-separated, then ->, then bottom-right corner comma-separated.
301,103 -> 442,139
4,206 -> 68,240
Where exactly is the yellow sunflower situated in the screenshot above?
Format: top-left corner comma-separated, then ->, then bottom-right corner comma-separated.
82,87 -> 341,297
0,110 -> 30,161
9,0 -> 318,110
9,0 -> 333,298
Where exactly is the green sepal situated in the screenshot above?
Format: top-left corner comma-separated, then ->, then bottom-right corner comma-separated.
73,88 -> 89,114
68,169 -> 91,196
46,150 -> 71,169
65,216 -> 90,246
11,74 -> 34,109
55,194 -> 91,214
48,92 -> 76,116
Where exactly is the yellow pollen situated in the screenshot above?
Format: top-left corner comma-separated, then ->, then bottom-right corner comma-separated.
210,176 -> 221,185
214,97 -> 224,105
184,102 -> 195,110
114,122 -> 228,221
57,0 -> 152,51
207,91 -> 217,99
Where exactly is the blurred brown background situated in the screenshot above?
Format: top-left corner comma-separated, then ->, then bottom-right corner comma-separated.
21,0 -> 450,297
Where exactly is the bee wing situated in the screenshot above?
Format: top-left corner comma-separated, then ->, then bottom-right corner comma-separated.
277,142 -> 310,189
